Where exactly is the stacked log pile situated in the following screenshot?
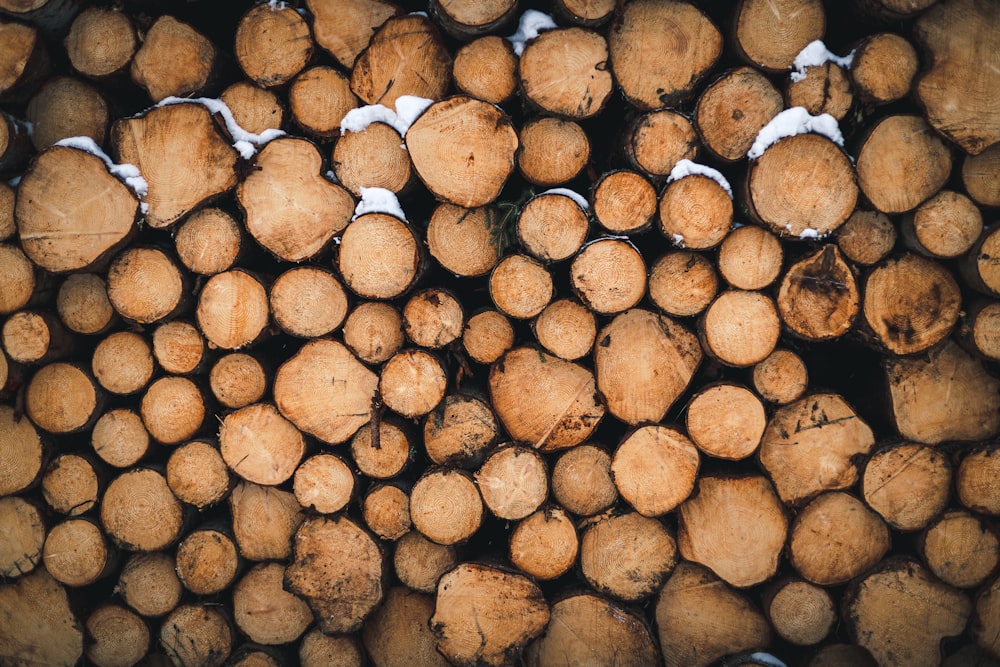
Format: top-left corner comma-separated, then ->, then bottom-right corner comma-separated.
2,0 -> 1000,665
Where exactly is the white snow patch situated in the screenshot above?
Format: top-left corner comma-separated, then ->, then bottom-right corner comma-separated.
539,187 -> 589,211
353,186 -> 407,222
7,176 -> 20,187
747,107 -> 844,159
506,9 -> 557,56
672,233 -> 686,248
409,10 -> 428,17
156,96 -> 285,157
55,136 -> 149,211
267,0 -> 288,10
799,227 -> 821,239
13,119 -> 32,137
324,170 -> 339,183
340,95 -> 434,137
790,40 -> 855,82
667,159 -> 733,198
748,653 -> 787,667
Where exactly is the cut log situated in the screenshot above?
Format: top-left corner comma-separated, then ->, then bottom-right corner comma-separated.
850,32 -> 919,105
0,403 -> 44,496
130,16 -> 219,102
623,109 -> 699,178
580,511 -> 678,601
517,191 -> 589,262
379,348 -> 447,418
959,299 -> 1000,362
0,495 -> 44,578
901,189 -> 983,259
786,62 -> 853,120
293,453 -> 354,514
0,19 -> 49,103
835,208 -> 897,266
591,170 -> 657,235
612,424 -> 699,516
234,2 -> 312,88
423,393 -> 499,468
962,225 -> 1000,297
116,552 -> 182,618
2,309 -> 72,365
333,121 -> 412,196
686,383 -> 767,460
519,27 -> 612,119
764,579 -> 837,646
363,586 -> 448,667
269,266 -> 348,339
209,352 -> 267,410
65,6 -> 137,81
699,289 -> 781,367
300,629 -> 365,667
24,76 -> 108,151
285,514 -> 385,634
972,576 -> 1000,658
490,253 -> 554,319
25,361 -> 99,434
41,452 -> 99,516
0,569 -> 83,667
475,444 -> 548,521
393,530 -> 457,594
92,408 -> 150,469
288,65 -> 357,139
648,250 -> 719,317
233,562 -> 311,646
426,204 -> 500,278
609,0 -> 722,109
220,81 -> 286,135
452,36 -> 517,105
151,321 -> 203,376
361,484 -> 410,541
431,563 -> 550,667
351,420 -> 411,479
862,442 -> 952,531
659,172 -> 733,250
403,288 -> 463,349
570,238 -> 647,314
429,0 -> 516,39
807,643 -> 878,667
758,393 -> 875,506
342,301 -> 405,364
229,481 -> 304,561
140,375 -> 204,445
306,0 -> 399,69
532,298 -> 596,361
166,440 -> 231,510
551,444 -> 617,517
220,403 -> 304,486
734,0 -> 825,71
718,225 -> 783,291
55,273 -> 114,335
462,309 -> 514,365
159,603 -> 233,667
173,208 -> 242,276
958,444 -> 1000,516
100,468 -> 184,551
175,527 -> 239,596
106,247 -> 186,325
337,213 -> 422,300
777,244 -> 860,341
0,244 -> 35,315
410,468 -> 483,546
963,142 -> 1000,207
921,510 -> 1000,589
84,604 -> 150,667
509,505 -> 578,580
695,66 -> 783,162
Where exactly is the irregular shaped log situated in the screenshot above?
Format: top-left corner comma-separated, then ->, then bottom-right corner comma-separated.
363,586 -> 448,667
777,244 -> 859,341
0,569 -> 83,667
130,16 -> 219,102
351,13 -> 450,106
234,2 -> 313,89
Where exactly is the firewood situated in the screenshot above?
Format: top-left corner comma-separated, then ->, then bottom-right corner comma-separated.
130,16 -> 221,102
532,297 -> 595,360
2,308 -> 72,364
0,568 -> 83,667
655,561 -> 771,667
901,189 -> 984,259
612,424 -> 699,516
410,467 -> 483,546
426,204 -> 500,278
42,515 -> 114,587
337,213 -> 423,300
361,484 -> 410,541
490,253 -> 554,319
176,526 -> 241,595
659,171 -> 733,250
300,629 -> 364,667
835,208 -> 897,266
734,0 -> 825,71
228,481 -> 303,561
452,36 -> 517,105
845,558 -> 972,666
220,81 -> 286,135
788,491 -> 890,585
92,408 -> 150,469
462,309 -> 514,364
41,451 -> 99,516
84,604 -> 150,667
65,6 -> 137,81
288,65 -> 357,139
140,375 -> 204,444
233,562 -> 311,646
590,169 -> 656,235
25,361 -> 100,434
963,142 -> 1000,207
333,121 -> 413,196
686,383 -> 766,460
234,2 -> 312,88
764,579 -> 837,646
379,348 -> 447,418
609,0 -> 721,109
208,353 -> 267,410
475,444 -> 548,520
648,250 -> 719,317
423,392 -> 499,468
550,443 -> 617,517
570,238 -> 647,314
393,530 -> 457,594
580,510 -> 678,601
921,509 -> 1000,590
695,67 -> 783,162
518,190 -> 590,262
173,208 -> 243,276
509,505 -> 578,580
285,514 -> 385,634
758,393 -> 875,506
957,444 -> 1000,517
25,76 -> 107,151
0,403 -> 44,496
0,495 -> 45,578
292,452 -> 353,515
165,440 -> 231,510
524,592 -> 659,667
718,225 -> 783,290
159,603 -> 233,667
862,441 -> 952,532
699,289 -> 781,367
116,551 -> 182,618
785,62 -> 853,120
519,27 -> 612,119
429,0 -> 517,39
777,244 -> 859,341
363,586 -> 448,667
850,32 -> 919,105
623,109 -> 698,178
100,467 -> 184,551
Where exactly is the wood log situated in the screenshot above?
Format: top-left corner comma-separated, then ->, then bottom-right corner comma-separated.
351,14 -> 450,107
785,62 -> 852,121
233,562 -> 311,646
963,142 -> 1000,208
228,481 -> 304,562
570,238 -> 646,314
734,0 -> 825,72
2,308 -> 72,364
0,495 -> 45,578
612,424 -> 699,516
426,204 -> 500,278
623,109 -> 698,178
462,309 -> 513,364
159,603 -> 233,667
0,403 -> 44,496
269,266 -> 348,339
65,6 -> 136,81
220,402 -> 304,486
209,352 -> 266,410
475,444 -> 548,521
363,586 -> 447,667
351,420 -> 411,479
41,451 -> 99,516
361,484 -> 410,541
718,225 -> 783,291
972,576 -> 1000,659
342,300 -> 405,365
862,441 -> 952,532
234,2 -> 311,89
590,169 -> 656,235
686,383 -> 767,460
0,18 -> 49,103
695,67 -> 783,162
777,244 -> 859,341
957,444 -> 1000,516
106,247 -> 186,325
700,289 -> 781,367
306,0 -> 398,69
84,604 -> 150,667
532,297 -> 595,361
333,121 -> 412,196
130,16 -> 220,102
453,36 -> 517,105
26,361 -> 100,434
403,288 -> 463,349
392,530 -> 457,594
25,76 -> 107,151
293,452 -> 354,514
901,189 -> 983,259
517,190 -> 589,262
490,253 -> 554,319
166,439 -> 231,510
55,273 -> 114,335
659,171 -> 733,250
850,32 -> 919,105
0,569 -> 83,667
509,505 -> 578,580
429,0 -> 516,40
175,526 -> 240,596
0,110 -> 33,174
173,208 -> 243,277
921,509 -> 1000,590
835,208 -> 897,266
550,443 -> 617,517
648,250 -> 719,317
379,348 -> 447,418
519,27 -> 612,119
115,551 -> 182,619
288,65 -> 357,139
410,467 -> 483,546
423,392 -> 499,468
151,320 -> 203,375
752,348 -> 808,405
300,629 -> 364,667
92,408 -> 150,469
140,375 -> 204,445
100,467 -> 184,551
338,213 -> 423,300
220,81 -> 286,135
579,511 -> 678,602
0,244 -> 34,315
764,578 -> 836,646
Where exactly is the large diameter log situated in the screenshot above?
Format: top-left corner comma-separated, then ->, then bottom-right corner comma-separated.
734,0 -> 825,72
406,95 -> 518,207
25,76 -> 109,152
612,424 -> 700,516
0,568 -> 83,667
695,67 -> 783,162
234,2 -> 312,89
489,346 -> 604,451
306,0 -> 398,69
363,587 -> 448,667
431,563 -> 550,667
519,27 -> 612,119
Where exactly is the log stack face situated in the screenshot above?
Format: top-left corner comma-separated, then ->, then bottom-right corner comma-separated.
2,0 -> 1000,665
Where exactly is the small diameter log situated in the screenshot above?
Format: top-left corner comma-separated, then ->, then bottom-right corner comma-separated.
431,563 -> 550,667
0,496 -> 45,578
106,247 -> 186,326
175,527 -> 240,596
885,340 -> 1000,445
623,109 -> 698,178
333,122 -> 412,196
959,299 -> 1000,362
0,244 -> 34,315
100,468 -> 184,552
84,604 -> 150,667
152,321 -> 203,375
16,144 -> 137,273
174,208 -> 243,276
475,444 -> 548,521
351,14 -> 451,107
591,170 -> 657,235
410,468 -> 483,546
735,0 -> 825,71
0,404 -> 44,496
845,559 -> 972,666
221,81 -> 285,136
490,253 -> 554,319
453,36 -> 517,105
426,204 -> 500,278
300,629 -> 365,667
285,514 -> 385,634
856,115 -> 952,214
235,2 -> 312,88
695,67 -> 783,161
293,453 -> 354,514
686,383 -> 766,460
0,569 -> 83,667
351,421 -> 412,479
580,511 -> 678,601
758,393 -> 875,506
921,510 -> 1000,589
379,348 -> 447,418
403,288 -> 463,349
159,603 -> 233,667
362,484 -> 411,541
26,362 -> 100,434
962,225 -> 1000,297
777,244 -> 860,341
648,251 -> 719,317
901,190 -> 983,259
788,491 -> 891,585
288,65 -> 357,139
41,452 -> 99,516
407,95 -> 518,208
92,408 -> 150,469
764,579 -> 837,646
270,266 -> 348,339
570,238 -> 647,314
963,142 -> 1000,207
699,289 -> 781,367
273,338 -> 377,445
786,62 -> 853,120
718,225 -> 783,290
519,27 -> 612,119
116,552 -> 182,618
337,213 -> 422,300
343,301 -> 405,365
862,442 -> 952,532
551,444 -> 618,517
678,475 -> 788,588
509,506 -> 578,581
913,0 -> 1000,154
517,191 -> 589,262
140,375 -> 204,445
229,482 -> 304,561
609,0 -> 722,109
423,393 -> 498,468
220,403 -> 304,486
656,561 -> 771,667
835,209 -> 897,266
746,133 -> 857,238
532,298 -> 596,361
2,309 -> 73,365
66,6 -> 137,81
612,425 -> 700,516
233,563 -> 311,646
209,353 -> 267,410
462,309 -> 514,365
850,32 -> 919,105
489,346 -> 604,451
237,137 -> 354,262
958,445 -> 1000,516
166,440 -> 231,510
393,531 -> 458,594
524,592 -> 659,667
306,0 -> 398,69
56,273 -> 114,335
429,0 -> 517,39
363,587 -> 448,667
659,173 -> 733,250
25,76 -> 108,152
